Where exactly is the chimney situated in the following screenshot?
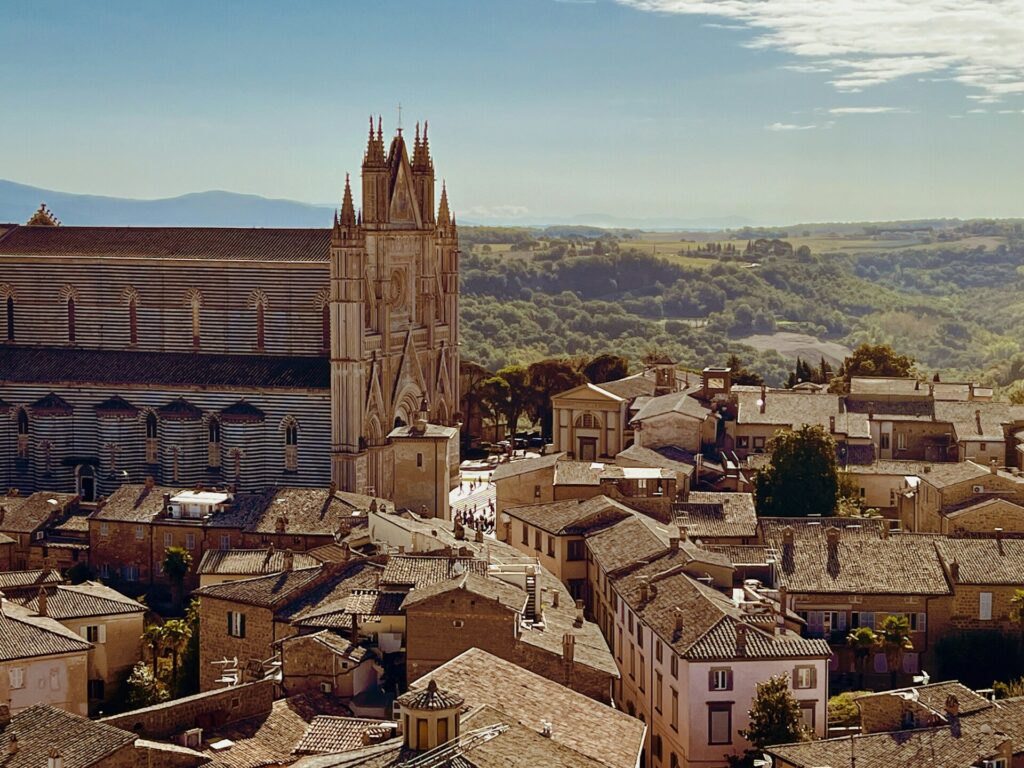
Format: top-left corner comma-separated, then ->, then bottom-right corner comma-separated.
328,481 -> 337,497
781,525 -> 795,547
562,632 -> 575,665
996,528 -> 1005,555
990,459 -> 998,475
341,541 -> 350,561
162,493 -> 171,514
574,599 -> 584,628
639,578 -> 649,603
829,415 -> 836,433
945,694 -> 960,719
398,544 -> 406,554
949,560 -> 960,583
282,549 -> 294,571
37,586 -> 47,617
144,475 -> 155,490
825,526 -> 841,554
7,734 -> 17,755
735,623 -> 748,657
674,607 -> 683,634
759,385 -> 767,414
669,532 -> 680,551
0,704 -> 9,727
475,528 -> 484,543
976,409 -> 983,435
679,525 -> 688,543
880,521 -> 889,540
276,515 -> 288,533
552,591 -> 560,609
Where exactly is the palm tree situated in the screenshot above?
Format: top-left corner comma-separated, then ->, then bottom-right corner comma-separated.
161,618 -> 192,691
877,614 -> 913,688
846,626 -> 877,689
142,624 -> 164,670
162,546 -> 193,610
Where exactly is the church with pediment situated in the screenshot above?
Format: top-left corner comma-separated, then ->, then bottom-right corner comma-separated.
0,118 -> 459,504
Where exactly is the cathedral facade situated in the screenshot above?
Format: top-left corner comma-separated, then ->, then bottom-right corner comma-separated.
0,119 -> 459,501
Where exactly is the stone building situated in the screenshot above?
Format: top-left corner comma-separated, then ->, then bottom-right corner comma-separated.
0,119 -> 459,502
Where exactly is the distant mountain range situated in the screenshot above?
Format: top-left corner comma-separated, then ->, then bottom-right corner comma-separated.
0,180 -> 335,228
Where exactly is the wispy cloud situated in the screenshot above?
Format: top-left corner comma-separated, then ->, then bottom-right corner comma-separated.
829,106 -> 905,114
617,0 -> 1024,102
462,204 -> 531,219
765,122 -> 818,131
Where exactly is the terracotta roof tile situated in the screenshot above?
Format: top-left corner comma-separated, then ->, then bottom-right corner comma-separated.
935,537 -> 1024,585
11,582 -> 145,620
0,599 -> 92,661
401,572 -> 528,613
380,555 -> 487,589
293,716 -> 395,755
197,547 -> 320,576
0,568 -> 64,593
674,492 -> 757,539
0,704 -> 136,767
0,225 -> 331,262
0,492 -> 74,533
503,495 -> 633,536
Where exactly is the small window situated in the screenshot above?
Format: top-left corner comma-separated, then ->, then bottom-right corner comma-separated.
134,525 -> 145,540
220,534 -> 230,550
321,304 -> 330,352
710,668 -> 733,691
736,436 -> 749,449
980,442 -> 987,451
671,655 -> 679,678
185,533 -> 196,550
534,484 -> 541,499
88,679 -> 105,700
655,670 -> 663,712
163,532 -> 172,547
752,436 -> 765,451
671,687 -> 679,730
567,540 -> 585,561
521,524 -> 529,546
8,667 -> 25,690
5,295 -> 14,342
980,592 -> 993,621
452,619 -> 465,629
800,701 -> 816,731
228,611 -> 246,638
67,296 -> 76,343
708,703 -> 732,745
128,297 -> 138,345
880,433 -> 891,450
416,453 -> 423,468
794,665 -> 816,689
897,432 -> 907,450
546,536 -> 554,558
655,639 -> 663,663
534,531 -> 541,551
123,565 -> 139,582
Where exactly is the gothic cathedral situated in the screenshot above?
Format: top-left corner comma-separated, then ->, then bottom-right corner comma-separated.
0,119 -> 459,501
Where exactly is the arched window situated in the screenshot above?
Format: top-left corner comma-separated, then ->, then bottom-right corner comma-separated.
144,412 -> 158,464
129,297 -> 138,345
208,417 -> 221,468
5,295 -> 13,342
282,418 -> 298,472
256,302 -> 266,351
16,408 -> 29,459
186,289 -> 203,349
322,304 -> 330,352
67,297 -> 76,343
575,412 -> 599,429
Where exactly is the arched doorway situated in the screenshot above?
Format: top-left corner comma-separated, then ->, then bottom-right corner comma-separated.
76,464 -> 96,502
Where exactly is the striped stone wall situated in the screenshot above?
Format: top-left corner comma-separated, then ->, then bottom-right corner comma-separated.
1,385 -> 333,496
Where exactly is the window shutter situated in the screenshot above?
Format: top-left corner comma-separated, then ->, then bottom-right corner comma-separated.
227,611 -> 232,635
810,667 -> 817,689
708,669 -> 715,690
80,626 -> 89,639
239,613 -> 246,638
98,625 -> 107,644
918,612 -> 927,632
726,670 -> 733,691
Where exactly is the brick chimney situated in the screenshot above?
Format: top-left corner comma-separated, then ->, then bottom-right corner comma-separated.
36,587 -> 47,617
945,694 -> 960,719
552,591 -> 560,609
562,632 -> 575,665
735,623 -> 748,657
674,607 -> 683,634
7,733 -> 17,755
639,578 -> 649,603
976,409 -> 983,435
781,525 -> 795,547
669,532 -> 680,551
282,549 -> 294,571
759,385 -> 767,414
990,459 -> 998,475
144,475 -> 155,490
574,599 -> 585,628
996,528 -> 1005,556
275,515 -> 288,533
328,481 -> 337,497
162,493 -> 171,515
949,560 -> 960,583
825,526 -> 841,555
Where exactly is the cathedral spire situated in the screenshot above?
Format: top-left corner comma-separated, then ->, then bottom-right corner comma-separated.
437,181 -> 450,226
340,173 -> 356,227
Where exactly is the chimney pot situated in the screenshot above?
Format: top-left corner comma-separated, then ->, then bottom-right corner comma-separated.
37,586 -> 47,617
282,549 -> 294,571
674,607 -> 683,632
735,623 -> 748,656
781,525 -> 795,547
7,733 -> 17,755
950,560 -> 960,583
552,592 -> 560,608
945,694 -> 960,718
826,526 -> 841,549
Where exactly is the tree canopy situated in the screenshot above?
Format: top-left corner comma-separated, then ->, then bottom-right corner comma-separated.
829,343 -> 915,393
754,424 -> 840,517
730,674 -> 810,766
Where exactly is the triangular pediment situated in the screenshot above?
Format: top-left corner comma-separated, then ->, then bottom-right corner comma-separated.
388,140 -> 422,228
392,330 -> 428,404
553,383 -> 626,404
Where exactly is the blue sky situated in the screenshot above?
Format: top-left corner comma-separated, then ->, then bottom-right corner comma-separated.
1,0 -> 1022,225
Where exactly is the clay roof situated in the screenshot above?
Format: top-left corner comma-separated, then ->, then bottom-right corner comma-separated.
92,483 -> 187,523
490,452 -> 564,482
935,538 -> 1024,585
280,630 -> 371,663
274,562 -> 382,623
379,554 -> 487,588
849,376 -> 926,398
30,391 -> 74,414
614,443 -> 695,479
631,389 -> 709,422
736,390 -> 871,438
417,648 -> 645,768
674,492 -> 757,539
613,549 -> 829,660
193,565 -> 326,608
858,681 -> 994,719
705,544 -> 773,565
597,372 -> 657,400
397,678 -> 465,711
238,487 -> 379,536
0,346 -> 329,389
935,400 -> 1024,442
219,399 -> 266,423
553,461 -> 604,486
0,704 -> 136,768
0,568 -> 64,593
294,589 -> 405,628
911,460 -> 994,489
0,225 -> 331,262
197,547 -> 320,576
0,492 -> 74,533
293,716 -> 395,755
200,693 -> 351,768
761,520 -> 951,595
400,571 -> 527,613
584,514 -> 668,575
768,723 -> 1009,768
11,582 -> 145,620
387,423 -> 458,439
503,495 -> 633,536
0,599 -> 92,661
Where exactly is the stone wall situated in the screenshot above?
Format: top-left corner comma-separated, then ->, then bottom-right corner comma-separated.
197,597 -> 277,691
101,678 -> 274,738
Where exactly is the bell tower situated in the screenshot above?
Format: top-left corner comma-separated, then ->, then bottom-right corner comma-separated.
329,174 -> 367,491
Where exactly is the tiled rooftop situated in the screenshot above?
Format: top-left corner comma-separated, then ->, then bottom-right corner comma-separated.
553,461 -> 604,487
0,491 -> 75,533
0,704 -> 136,767
934,537 -> 1024,585
379,554 -> 487,589
414,648 -> 646,768
0,568 -> 64,593
293,716 -> 395,755
198,547 -> 321,576
674,491 -> 757,539
0,599 -> 92,661
11,582 -> 145,620
503,495 -> 633,536
401,571 -> 528,613
584,514 -> 668,575
490,452 -> 564,482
